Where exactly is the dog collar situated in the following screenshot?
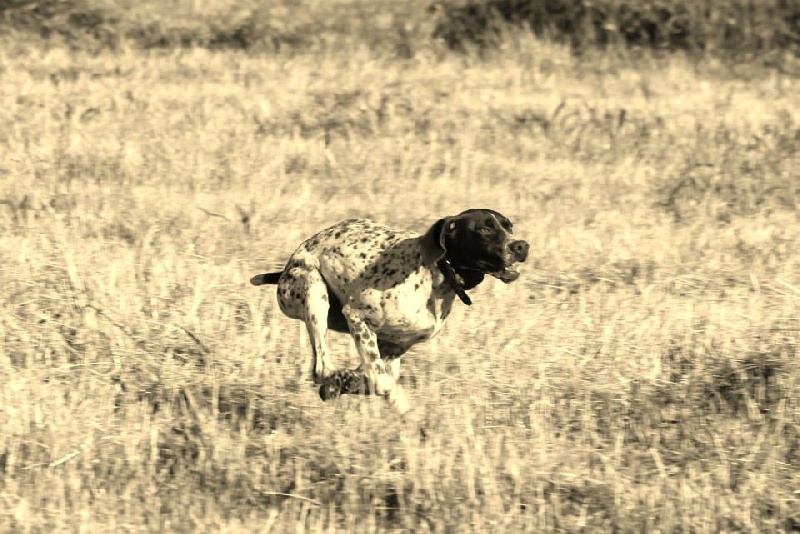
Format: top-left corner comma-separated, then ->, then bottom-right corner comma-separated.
437,258 -> 472,306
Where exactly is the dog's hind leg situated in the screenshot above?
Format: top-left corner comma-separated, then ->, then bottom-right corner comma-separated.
276,263 -> 337,385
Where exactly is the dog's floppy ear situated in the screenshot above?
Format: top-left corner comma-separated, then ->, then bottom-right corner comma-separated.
420,217 -> 454,264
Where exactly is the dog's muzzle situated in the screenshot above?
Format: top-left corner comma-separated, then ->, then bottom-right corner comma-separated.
492,239 -> 530,283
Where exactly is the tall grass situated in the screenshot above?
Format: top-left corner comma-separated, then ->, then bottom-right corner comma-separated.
2,0 -> 799,63
0,5 -> 798,533
0,0 -> 436,55
435,0 -> 800,61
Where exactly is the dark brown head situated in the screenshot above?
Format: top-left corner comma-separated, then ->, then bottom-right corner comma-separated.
420,208 -> 530,286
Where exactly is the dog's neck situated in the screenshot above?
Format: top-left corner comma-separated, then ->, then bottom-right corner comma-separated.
436,257 -> 484,306
419,226 -> 483,306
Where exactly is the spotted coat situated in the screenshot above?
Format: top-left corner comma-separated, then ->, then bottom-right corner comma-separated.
251,209 -> 530,414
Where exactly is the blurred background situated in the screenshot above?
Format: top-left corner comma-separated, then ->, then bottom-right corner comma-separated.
0,1 -> 798,532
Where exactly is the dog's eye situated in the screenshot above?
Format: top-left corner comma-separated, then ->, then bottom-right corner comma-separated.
478,227 -> 493,235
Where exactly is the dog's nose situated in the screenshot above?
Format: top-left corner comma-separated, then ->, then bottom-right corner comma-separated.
510,240 -> 529,261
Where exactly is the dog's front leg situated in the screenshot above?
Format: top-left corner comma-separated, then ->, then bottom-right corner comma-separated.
336,304 -> 410,414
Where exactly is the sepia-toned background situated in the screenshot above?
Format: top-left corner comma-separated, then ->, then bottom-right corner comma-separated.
0,1 -> 798,531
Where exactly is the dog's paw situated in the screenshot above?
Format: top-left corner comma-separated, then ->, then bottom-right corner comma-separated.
319,382 -> 341,401
338,369 -> 366,395
318,369 -> 366,400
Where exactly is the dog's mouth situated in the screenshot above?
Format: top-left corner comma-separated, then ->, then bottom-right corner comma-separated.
487,242 -> 528,284
456,239 -> 528,285
489,265 -> 521,284
476,254 -> 524,284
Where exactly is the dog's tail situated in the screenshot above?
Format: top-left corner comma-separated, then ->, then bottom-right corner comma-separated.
250,272 -> 282,286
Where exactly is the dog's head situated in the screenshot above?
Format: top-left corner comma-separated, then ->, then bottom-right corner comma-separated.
421,208 -> 530,286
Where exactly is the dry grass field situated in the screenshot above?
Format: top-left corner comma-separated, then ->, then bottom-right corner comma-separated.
0,2 -> 799,531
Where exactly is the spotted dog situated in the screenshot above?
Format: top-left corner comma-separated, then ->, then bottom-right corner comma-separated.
250,209 -> 529,414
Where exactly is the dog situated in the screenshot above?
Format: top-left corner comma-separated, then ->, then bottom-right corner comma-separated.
251,209 -> 529,414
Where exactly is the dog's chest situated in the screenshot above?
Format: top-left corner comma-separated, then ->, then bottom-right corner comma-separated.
368,268 -> 455,343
